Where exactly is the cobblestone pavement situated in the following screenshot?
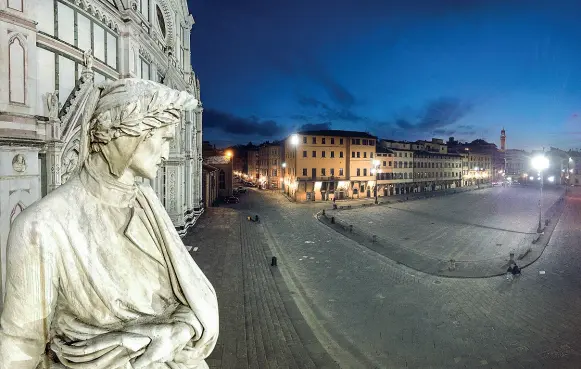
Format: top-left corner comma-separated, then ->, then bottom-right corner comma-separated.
244,187 -> 581,369
182,205 -> 338,369
323,186 -> 563,273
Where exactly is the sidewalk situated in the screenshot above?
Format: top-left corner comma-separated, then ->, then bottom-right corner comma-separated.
282,184 -> 491,207
182,208 -> 338,369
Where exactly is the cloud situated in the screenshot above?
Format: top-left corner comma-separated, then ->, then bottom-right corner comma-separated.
297,96 -> 368,124
271,55 -> 356,108
203,109 -> 285,137
298,96 -> 330,110
310,70 -> 356,108
299,123 -> 332,131
392,97 -> 474,134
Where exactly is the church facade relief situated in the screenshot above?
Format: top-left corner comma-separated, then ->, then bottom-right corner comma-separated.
0,0 -> 203,303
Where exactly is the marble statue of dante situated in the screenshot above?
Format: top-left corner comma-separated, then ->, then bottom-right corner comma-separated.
0,79 -> 219,369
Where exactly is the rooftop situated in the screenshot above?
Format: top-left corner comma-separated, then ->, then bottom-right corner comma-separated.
204,156 -> 231,165
295,130 -> 376,139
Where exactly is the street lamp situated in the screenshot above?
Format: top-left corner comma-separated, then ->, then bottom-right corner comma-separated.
531,155 -> 549,233
289,134 -> 299,198
372,159 -> 380,204
282,162 -> 287,193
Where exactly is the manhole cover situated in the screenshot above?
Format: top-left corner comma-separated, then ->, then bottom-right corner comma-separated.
433,280 -> 441,284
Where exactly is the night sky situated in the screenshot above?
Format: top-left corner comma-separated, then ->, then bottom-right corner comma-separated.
189,0 -> 581,151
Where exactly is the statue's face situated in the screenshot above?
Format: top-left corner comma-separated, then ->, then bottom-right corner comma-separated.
128,124 -> 175,179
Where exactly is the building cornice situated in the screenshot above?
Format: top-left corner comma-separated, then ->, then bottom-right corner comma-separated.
64,0 -> 122,32
0,9 -> 37,31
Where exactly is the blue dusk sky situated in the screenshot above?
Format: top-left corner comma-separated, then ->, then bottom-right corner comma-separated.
188,0 -> 581,151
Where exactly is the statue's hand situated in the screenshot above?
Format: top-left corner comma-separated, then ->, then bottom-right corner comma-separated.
130,323 -> 194,368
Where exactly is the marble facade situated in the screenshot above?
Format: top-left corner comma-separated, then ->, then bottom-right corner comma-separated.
0,0 -> 204,303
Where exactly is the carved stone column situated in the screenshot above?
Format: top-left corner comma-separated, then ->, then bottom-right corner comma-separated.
46,141 -> 63,193
196,107 -> 204,212
184,110 -> 194,213
46,117 -> 63,193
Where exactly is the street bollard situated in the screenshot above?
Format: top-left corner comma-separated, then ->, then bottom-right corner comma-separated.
271,256 -> 277,267
255,215 -> 259,222
331,216 -> 335,224
349,225 -> 353,233
372,235 -> 377,243
449,259 -> 456,271
322,209 -> 325,216
509,252 -> 515,263
545,219 -> 549,226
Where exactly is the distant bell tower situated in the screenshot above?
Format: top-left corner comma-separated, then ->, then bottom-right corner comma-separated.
500,128 -> 506,151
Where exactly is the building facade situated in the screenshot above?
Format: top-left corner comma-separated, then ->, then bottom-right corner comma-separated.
0,0 -> 203,299
379,138 -> 462,195
204,156 -> 233,197
202,163 -> 219,207
283,130 -> 377,201
504,149 -> 528,179
258,142 -> 282,189
460,150 -> 492,186
247,149 -> 259,181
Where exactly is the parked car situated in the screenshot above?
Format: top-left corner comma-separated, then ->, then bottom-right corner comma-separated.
225,196 -> 240,204
237,187 -> 247,193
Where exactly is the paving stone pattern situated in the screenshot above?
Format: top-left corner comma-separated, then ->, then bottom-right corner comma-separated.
248,188 -> 581,369
322,186 -> 564,277
183,208 -> 320,369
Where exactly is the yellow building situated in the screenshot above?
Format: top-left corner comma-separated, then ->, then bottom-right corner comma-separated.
283,130 -> 377,201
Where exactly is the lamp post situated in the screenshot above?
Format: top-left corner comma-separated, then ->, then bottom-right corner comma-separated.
372,159 -> 380,204
567,157 -> 572,192
531,154 -> 549,233
282,162 -> 287,193
289,134 -> 299,199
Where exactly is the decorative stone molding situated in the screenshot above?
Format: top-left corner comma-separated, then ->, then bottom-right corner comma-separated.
157,0 -> 176,46
7,32 -> 27,105
139,46 -> 154,63
65,0 -> 121,32
59,71 -> 95,143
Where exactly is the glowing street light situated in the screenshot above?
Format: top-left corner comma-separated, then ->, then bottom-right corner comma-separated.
290,134 -> 299,145
531,154 -> 549,233
288,134 -> 299,198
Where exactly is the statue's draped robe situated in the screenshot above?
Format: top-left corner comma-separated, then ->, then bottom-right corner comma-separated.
0,164 -> 219,369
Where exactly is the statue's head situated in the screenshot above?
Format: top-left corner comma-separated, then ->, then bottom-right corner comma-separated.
86,79 -> 197,179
